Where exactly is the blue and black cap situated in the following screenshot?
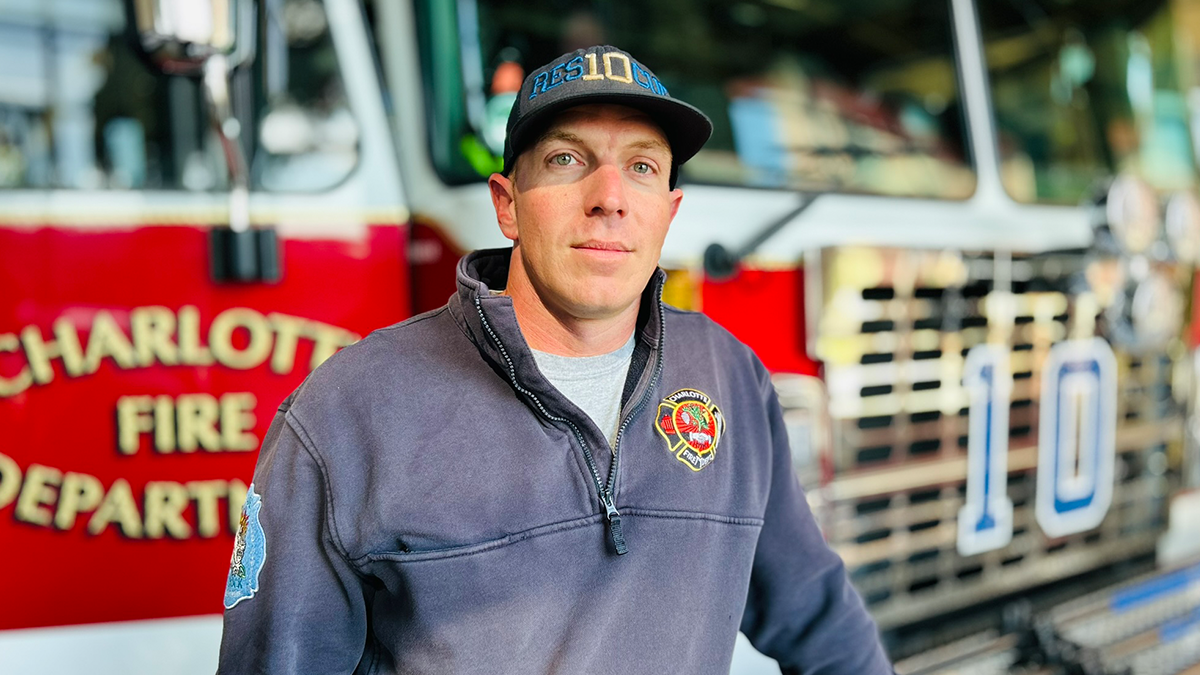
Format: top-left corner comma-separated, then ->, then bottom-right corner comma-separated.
501,45 -> 713,189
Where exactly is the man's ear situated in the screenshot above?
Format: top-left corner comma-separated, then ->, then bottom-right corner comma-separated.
489,173 -> 519,241
667,187 -> 684,223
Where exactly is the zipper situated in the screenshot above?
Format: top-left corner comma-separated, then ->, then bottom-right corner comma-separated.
605,296 -> 666,545
473,294 -> 664,555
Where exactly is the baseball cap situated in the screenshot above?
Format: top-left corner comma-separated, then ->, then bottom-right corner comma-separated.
501,45 -> 713,189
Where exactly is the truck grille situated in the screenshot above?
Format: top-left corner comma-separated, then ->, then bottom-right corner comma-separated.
807,247 -> 1184,630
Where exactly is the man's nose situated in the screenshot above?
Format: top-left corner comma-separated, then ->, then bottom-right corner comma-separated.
584,163 -> 627,218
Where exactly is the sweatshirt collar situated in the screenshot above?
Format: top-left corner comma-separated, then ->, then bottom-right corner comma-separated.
448,248 -> 665,424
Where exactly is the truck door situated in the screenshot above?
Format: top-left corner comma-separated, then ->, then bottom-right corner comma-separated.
0,0 -> 407,670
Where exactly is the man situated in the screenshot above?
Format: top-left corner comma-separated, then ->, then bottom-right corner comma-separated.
218,45 -> 893,674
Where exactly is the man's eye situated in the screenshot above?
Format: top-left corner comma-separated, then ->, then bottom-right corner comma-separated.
632,162 -> 653,174
551,153 -> 576,166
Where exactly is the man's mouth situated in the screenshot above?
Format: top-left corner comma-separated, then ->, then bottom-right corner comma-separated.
573,240 -> 632,253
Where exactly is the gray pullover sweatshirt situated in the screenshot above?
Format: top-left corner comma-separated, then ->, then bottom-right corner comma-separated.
217,248 -> 893,674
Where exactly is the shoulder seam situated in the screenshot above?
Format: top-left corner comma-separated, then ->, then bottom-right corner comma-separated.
375,306 -> 449,333
378,303 -> 477,353
282,410 -> 367,578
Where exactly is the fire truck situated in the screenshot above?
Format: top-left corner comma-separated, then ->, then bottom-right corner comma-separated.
1,0 -> 1199,673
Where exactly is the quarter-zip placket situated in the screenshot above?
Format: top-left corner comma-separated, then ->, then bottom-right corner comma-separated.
473,296 -> 664,555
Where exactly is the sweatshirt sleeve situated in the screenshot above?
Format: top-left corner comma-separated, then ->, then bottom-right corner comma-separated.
218,405 -> 370,674
739,371 -> 894,675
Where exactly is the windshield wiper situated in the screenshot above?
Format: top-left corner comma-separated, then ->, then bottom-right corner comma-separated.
702,193 -> 820,279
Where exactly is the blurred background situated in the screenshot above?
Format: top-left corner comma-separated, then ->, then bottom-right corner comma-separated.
1,0 -> 1200,673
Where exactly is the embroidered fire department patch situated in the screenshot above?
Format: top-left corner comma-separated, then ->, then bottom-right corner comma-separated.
655,389 -> 726,471
224,484 -> 266,610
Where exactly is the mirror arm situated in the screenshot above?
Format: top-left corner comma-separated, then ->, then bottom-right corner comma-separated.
204,54 -> 250,233
204,53 -> 279,284
126,0 -> 274,282
703,194 -> 818,280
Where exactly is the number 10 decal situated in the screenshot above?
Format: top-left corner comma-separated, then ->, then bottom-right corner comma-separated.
957,344 -> 1015,556
1036,338 -> 1117,538
956,338 -> 1118,555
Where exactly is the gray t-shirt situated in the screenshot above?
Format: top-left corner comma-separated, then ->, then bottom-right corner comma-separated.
531,334 -> 636,447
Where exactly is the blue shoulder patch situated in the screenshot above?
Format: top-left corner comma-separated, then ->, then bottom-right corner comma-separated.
224,483 -> 266,610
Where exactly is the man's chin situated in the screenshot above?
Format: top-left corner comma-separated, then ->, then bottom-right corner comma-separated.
558,285 -> 644,321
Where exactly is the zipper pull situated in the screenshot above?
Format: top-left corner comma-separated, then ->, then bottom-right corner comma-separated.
602,490 -> 629,555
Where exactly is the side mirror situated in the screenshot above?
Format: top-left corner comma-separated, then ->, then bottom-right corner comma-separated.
130,0 -> 240,75
128,0 -> 276,283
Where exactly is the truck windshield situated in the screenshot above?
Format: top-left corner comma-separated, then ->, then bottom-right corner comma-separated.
0,0 -> 356,193
980,0 -> 1197,204
416,0 -> 975,199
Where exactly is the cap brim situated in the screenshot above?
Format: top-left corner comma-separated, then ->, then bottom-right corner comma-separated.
505,90 -> 713,174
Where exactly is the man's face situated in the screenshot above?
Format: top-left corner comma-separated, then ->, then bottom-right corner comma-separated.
489,104 -> 683,322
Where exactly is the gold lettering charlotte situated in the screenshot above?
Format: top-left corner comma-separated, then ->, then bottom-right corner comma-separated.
0,333 -> 31,397
209,308 -> 272,370
131,306 -> 181,366
0,307 -> 360,399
